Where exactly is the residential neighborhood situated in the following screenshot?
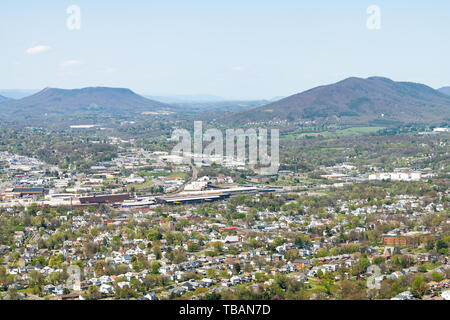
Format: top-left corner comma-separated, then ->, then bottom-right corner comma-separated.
0,141 -> 448,300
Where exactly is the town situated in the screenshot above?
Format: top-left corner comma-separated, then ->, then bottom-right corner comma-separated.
0,127 -> 448,301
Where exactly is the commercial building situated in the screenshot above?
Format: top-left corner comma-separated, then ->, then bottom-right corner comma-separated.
77,194 -> 131,205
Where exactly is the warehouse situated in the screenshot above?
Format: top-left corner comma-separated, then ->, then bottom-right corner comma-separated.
77,193 -> 130,205
156,193 -> 230,205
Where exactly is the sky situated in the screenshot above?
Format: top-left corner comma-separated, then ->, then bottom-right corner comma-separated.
1,0 -> 450,100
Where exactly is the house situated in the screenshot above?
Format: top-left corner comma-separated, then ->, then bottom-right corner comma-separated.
222,280 -> 233,287
292,273 -> 308,282
117,281 -> 130,289
223,236 -> 241,243
54,285 -> 65,295
391,291 -> 414,300
230,276 -> 241,285
382,234 -> 415,246
143,294 -> 159,300
200,278 -> 215,287
293,259 -> 310,269
278,170 -> 293,176
170,286 -> 187,296
123,174 -> 145,184
44,285 -> 56,295
99,284 -> 114,295
382,246 -> 400,257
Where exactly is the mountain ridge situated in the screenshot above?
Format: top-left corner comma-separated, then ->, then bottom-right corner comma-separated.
438,86 -> 450,96
225,77 -> 450,125
0,86 -> 174,118
0,95 -> 11,103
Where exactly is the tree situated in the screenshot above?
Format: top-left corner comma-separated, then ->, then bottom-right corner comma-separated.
7,287 -> 19,300
206,268 -> 216,279
274,274 -> 288,291
243,264 -> 253,273
187,243 -> 198,252
411,275 -> 428,298
151,261 -> 161,275
194,287 -> 208,296
204,292 -> 221,300
436,240 -> 448,255
337,280 -> 367,300
285,249 -> 299,261
431,272 -> 444,282
213,242 -> 223,253
255,272 -> 267,283
219,269 -> 230,279
233,263 -> 241,275
317,249 -> 329,258
373,257 -> 384,265
316,269 -> 324,279
153,246 -> 162,260
88,285 -> 102,300
358,257 -> 370,272
147,229 -> 162,241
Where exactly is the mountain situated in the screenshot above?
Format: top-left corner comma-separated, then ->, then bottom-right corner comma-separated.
0,90 -> 38,99
144,94 -> 226,104
269,96 -> 286,102
169,100 -> 270,114
0,87 -> 174,118
143,93 -> 270,114
0,95 -> 11,103
438,87 -> 450,96
226,77 -> 450,125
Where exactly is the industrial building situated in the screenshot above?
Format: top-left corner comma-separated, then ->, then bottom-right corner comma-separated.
77,194 -> 131,205
156,193 -> 230,205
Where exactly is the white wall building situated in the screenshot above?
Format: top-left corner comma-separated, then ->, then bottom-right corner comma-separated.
369,172 -> 423,181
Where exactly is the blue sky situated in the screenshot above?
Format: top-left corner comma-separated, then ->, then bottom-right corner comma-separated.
1,0 -> 450,99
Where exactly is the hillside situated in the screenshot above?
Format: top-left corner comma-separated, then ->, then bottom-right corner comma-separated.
0,90 -> 38,99
438,87 -> 450,96
0,95 -> 11,103
226,77 -> 450,125
0,87 -> 174,118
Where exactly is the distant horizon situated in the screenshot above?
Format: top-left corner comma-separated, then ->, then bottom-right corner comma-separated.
1,75 -> 449,101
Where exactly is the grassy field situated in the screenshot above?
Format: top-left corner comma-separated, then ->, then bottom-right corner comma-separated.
137,171 -> 189,180
126,179 -> 155,192
166,172 -> 190,179
281,126 -> 385,140
321,126 -> 386,137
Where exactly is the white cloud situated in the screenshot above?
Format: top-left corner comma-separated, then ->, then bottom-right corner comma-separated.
61,60 -> 82,68
26,45 -> 51,55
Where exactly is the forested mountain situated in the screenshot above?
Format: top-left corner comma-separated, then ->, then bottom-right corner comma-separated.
0,87 -> 174,118
225,77 -> 450,125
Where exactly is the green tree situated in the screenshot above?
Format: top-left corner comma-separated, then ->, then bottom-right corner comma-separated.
233,263 -> 241,275
151,261 -> 161,275
411,276 -> 428,298
436,240 -> 448,255
88,285 -> 102,300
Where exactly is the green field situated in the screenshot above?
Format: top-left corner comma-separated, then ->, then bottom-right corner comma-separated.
137,171 -> 189,180
126,179 -> 155,191
321,126 -> 386,137
281,126 -> 385,140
